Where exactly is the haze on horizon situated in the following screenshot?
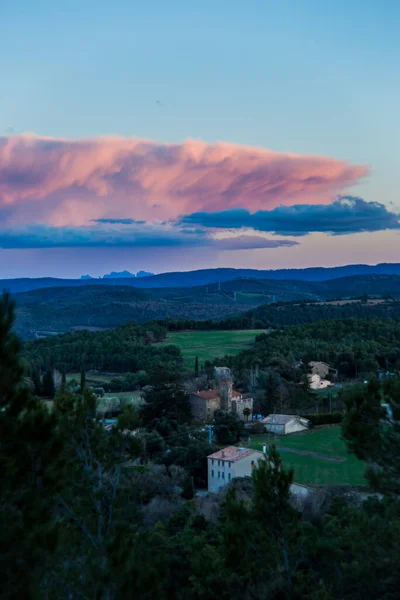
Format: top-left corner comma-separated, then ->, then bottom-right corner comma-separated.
1,0 -> 399,278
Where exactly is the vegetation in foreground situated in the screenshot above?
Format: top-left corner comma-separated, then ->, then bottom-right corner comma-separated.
2,292 -> 400,599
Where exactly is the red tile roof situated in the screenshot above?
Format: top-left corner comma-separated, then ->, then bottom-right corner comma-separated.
191,389 -> 242,400
207,446 -> 262,462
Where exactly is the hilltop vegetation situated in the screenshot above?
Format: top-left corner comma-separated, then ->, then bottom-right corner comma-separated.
12,274 -> 400,339
22,320 -> 181,375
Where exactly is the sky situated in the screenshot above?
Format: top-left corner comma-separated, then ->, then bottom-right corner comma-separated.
1,0 -> 399,278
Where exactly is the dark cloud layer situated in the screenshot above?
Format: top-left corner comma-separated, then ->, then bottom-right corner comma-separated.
180,197 -> 400,236
0,223 -> 295,250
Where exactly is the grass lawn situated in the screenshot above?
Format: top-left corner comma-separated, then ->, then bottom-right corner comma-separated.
159,329 -> 266,369
249,426 -> 366,486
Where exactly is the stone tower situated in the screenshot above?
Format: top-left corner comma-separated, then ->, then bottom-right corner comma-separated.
214,366 -> 233,412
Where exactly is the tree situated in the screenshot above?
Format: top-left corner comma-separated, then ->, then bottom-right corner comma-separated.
214,411 -> 242,445
42,368 -> 55,398
0,293 -> 65,597
194,355 -> 199,378
80,369 -> 86,393
342,378 -> 400,494
141,373 -> 191,426
243,407 -> 251,422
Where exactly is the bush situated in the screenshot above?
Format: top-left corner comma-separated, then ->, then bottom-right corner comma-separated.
304,411 -> 343,426
249,421 -> 265,434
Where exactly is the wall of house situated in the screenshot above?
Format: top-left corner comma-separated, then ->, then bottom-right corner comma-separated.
208,457 -> 234,492
232,452 -> 264,480
310,363 -> 329,378
285,419 -> 309,434
265,423 -> 285,435
206,398 -> 221,422
232,397 -> 254,421
189,395 -> 207,421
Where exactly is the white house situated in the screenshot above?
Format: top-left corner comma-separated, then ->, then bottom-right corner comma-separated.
262,414 -> 310,435
207,446 -> 264,493
308,373 -> 333,390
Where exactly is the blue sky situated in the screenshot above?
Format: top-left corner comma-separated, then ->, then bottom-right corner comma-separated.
0,0 -> 399,277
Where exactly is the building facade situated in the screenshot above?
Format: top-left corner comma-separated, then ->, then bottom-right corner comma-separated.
207,446 -> 264,493
189,389 -> 253,423
262,414 -> 310,435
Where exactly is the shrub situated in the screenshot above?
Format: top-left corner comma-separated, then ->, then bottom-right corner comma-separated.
249,421 -> 265,434
304,411 -> 343,426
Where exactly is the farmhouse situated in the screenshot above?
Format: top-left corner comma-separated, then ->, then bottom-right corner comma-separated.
189,366 -> 253,423
262,414 -> 311,435
308,361 -> 338,379
308,373 -> 333,390
207,446 -> 264,493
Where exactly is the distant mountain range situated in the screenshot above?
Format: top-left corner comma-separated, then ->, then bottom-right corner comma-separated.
11,273 -> 400,339
2,263 -> 400,294
81,270 -> 154,280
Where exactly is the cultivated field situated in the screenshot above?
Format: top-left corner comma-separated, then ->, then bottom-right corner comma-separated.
249,426 -> 366,486
159,329 -> 266,369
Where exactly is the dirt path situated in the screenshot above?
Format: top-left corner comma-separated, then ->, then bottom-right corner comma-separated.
278,447 -> 346,462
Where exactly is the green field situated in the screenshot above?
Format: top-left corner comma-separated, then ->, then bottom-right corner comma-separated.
160,329 -> 266,369
249,427 -> 366,486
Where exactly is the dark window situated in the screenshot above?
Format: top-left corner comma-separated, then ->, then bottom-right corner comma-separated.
218,471 -> 220,478
251,460 -> 255,466
228,473 -> 231,481
211,470 -> 214,477
222,472 -> 225,479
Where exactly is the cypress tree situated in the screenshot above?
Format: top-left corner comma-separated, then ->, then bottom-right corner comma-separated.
194,355 -> 199,378
80,369 -> 86,393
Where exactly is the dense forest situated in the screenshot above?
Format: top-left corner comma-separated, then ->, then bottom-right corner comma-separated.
22,320 -> 180,374
216,317 -> 400,377
2,292 -> 400,599
160,299 -> 400,331
12,274 -> 400,339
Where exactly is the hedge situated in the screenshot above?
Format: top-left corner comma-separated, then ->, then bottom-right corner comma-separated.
303,412 -> 343,426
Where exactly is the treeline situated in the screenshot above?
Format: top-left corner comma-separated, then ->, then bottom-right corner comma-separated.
22,320 -> 181,374
157,299 -> 400,331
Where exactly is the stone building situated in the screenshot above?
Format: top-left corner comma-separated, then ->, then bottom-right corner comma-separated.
189,367 -> 253,423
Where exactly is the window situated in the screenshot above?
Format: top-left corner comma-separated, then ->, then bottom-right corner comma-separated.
251,460 -> 255,466
228,461 -> 231,468
218,471 -> 220,478
228,473 -> 231,481
222,472 -> 225,479
211,470 -> 214,477
218,460 -> 220,466
211,459 -> 214,465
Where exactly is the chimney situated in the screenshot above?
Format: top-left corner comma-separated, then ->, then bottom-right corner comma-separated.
221,451 -> 225,458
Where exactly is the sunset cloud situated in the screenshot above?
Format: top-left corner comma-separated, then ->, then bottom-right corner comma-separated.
0,134 -> 367,227
180,197 -> 400,236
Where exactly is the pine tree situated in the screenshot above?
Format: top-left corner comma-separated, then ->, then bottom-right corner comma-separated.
80,368 -> 86,393
42,368 -> 55,398
0,293 -> 65,597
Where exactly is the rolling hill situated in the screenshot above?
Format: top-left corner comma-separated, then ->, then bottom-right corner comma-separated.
12,274 -> 400,339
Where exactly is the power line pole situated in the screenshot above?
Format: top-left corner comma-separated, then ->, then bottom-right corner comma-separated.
206,425 -> 214,445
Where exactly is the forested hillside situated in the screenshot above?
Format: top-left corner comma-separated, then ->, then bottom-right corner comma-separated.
22,320 -> 181,374
217,317 -> 400,379
12,274 -> 400,339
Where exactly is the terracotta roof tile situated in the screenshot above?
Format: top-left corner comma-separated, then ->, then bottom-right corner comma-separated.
207,446 -> 262,462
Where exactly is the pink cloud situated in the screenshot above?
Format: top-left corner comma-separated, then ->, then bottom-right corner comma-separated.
0,134 -> 368,226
